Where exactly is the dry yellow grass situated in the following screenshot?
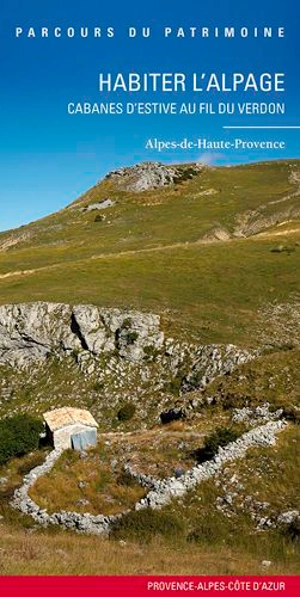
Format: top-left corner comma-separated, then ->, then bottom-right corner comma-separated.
29,450 -> 146,516
0,523 -> 298,576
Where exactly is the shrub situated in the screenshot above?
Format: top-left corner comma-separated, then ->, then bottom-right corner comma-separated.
160,407 -> 186,425
115,320 -> 139,349
284,518 -> 300,542
110,508 -> 184,542
0,427 -> 15,467
125,331 -> 139,345
117,403 -> 136,421
93,381 -> 105,392
192,426 -> 241,463
281,405 -> 300,424
0,414 -> 43,466
94,214 -> 105,222
182,370 -> 203,392
165,375 -> 183,397
121,318 -> 133,330
143,344 -> 160,362
174,167 -> 199,184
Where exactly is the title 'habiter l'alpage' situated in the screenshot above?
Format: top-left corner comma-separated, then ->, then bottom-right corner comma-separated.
98,72 -> 285,93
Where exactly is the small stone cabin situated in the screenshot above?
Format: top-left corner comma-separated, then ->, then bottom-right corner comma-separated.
43,407 -> 98,451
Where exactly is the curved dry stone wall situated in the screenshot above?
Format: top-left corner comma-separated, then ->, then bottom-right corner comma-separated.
11,449 -> 122,535
135,420 -> 286,509
11,420 -> 286,536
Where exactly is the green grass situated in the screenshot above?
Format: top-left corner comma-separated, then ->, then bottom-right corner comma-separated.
0,238 -> 299,345
0,160 -> 299,271
0,159 -> 299,344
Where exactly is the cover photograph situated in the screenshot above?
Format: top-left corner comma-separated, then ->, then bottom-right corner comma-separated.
0,0 -> 299,587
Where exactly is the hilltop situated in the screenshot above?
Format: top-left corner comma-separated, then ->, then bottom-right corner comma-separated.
0,159 -> 299,344
0,159 -> 299,575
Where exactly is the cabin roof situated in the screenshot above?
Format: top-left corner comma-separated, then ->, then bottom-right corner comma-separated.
43,407 -> 98,432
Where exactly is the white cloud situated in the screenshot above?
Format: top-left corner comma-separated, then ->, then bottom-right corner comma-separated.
197,152 -> 226,165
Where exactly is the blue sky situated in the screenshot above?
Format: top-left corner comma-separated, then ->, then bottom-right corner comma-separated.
0,0 -> 299,231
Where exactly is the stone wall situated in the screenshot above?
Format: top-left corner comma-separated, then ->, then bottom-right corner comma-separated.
11,449 -> 121,535
135,420 -> 287,510
11,420 -> 286,536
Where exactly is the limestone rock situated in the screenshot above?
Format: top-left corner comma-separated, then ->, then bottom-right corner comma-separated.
105,161 -> 204,192
0,302 -> 78,367
80,199 -> 115,212
0,302 -> 164,368
277,510 -> 300,525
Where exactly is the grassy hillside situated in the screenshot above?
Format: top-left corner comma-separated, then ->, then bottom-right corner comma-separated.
0,238 -> 299,345
0,159 -> 299,575
0,160 -> 299,344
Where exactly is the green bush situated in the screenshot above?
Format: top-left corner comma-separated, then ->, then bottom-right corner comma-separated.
120,319 -> 139,344
121,318 -> 133,329
193,426 -> 241,463
283,519 -> 300,543
165,375 -> 183,397
183,369 -> 203,391
0,414 -> 43,466
143,344 -> 160,362
115,320 -> 139,349
117,403 -> 136,421
281,405 -> 300,424
94,214 -> 105,222
125,331 -> 139,345
174,167 -> 199,184
110,508 -> 184,542
93,380 -> 105,392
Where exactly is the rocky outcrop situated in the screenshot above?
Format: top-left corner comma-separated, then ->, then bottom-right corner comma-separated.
277,510 -> 300,526
0,302 -> 164,368
80,199 -> 115,212
0,302 -> 259,429
105,162 -> 203,192
181,344 -> 255,392
0,303 -> 255,383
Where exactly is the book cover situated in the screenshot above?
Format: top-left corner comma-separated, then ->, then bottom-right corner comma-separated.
0,0 -> 299,592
